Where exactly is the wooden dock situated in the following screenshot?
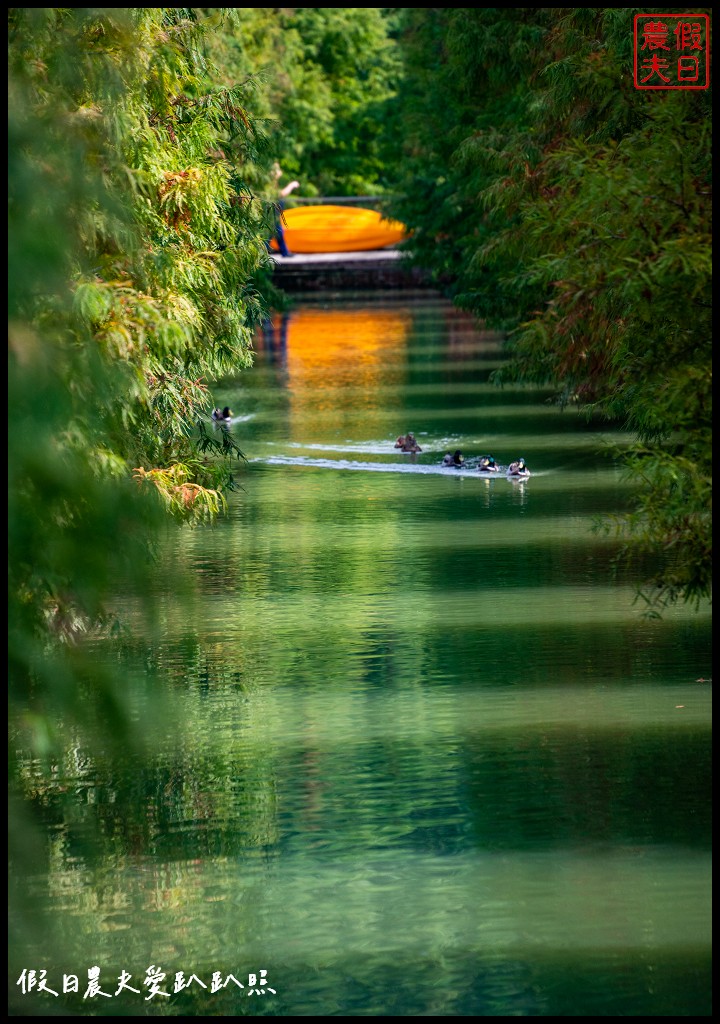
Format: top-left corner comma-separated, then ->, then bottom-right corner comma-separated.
270,248 -> 433,292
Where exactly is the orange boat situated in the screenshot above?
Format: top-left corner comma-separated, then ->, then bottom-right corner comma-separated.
270,204 -> 408,254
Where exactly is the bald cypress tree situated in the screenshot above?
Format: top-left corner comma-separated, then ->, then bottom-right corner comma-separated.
9,8 -> 274,746
386,7 -> 711,613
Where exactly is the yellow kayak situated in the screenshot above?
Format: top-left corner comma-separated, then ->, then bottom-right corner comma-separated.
270,204 -> 408,254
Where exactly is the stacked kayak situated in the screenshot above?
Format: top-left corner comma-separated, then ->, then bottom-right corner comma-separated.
270,205 -> 408,253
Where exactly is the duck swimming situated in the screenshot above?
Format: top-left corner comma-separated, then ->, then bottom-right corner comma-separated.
442,450 -> 465,467
478,455 -> 499,473
212,406 -> 233,422
506,458 -> 530,477
395,432 -> 422,453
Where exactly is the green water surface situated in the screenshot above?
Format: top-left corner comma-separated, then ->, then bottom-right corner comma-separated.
10,294 -> 711,1016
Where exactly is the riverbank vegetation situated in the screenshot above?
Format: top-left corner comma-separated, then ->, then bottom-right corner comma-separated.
9,8 -> 272,752
203,7 -> 401,197
383,8 -> 711,615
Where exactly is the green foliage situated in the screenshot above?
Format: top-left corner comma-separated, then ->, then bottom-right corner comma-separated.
384,8 -> 712,613
204,8 -> 402,196
382,8 -> 554,306
8,6 -> 272,753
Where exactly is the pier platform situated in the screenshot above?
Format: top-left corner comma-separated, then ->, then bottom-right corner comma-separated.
270,249 -> 432,291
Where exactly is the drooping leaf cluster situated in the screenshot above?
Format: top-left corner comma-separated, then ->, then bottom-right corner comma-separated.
384,8 -> 711,613
8,7 -> 275,740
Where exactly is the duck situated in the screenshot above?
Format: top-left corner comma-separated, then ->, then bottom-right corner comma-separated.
442,450 -> 465,467
212,406 -> 233,422
506,458 -> 530,477
395,432 -> 422,453
477,455 -> 499,473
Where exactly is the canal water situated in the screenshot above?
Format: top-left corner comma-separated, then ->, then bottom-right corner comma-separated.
10,292 -> 711,1016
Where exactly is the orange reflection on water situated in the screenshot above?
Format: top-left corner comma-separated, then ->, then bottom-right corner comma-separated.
262,307 -> 412,436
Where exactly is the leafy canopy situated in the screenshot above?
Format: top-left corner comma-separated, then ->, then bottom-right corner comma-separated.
384,7 -> 711,614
